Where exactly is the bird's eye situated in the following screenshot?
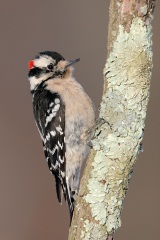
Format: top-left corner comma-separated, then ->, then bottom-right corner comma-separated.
47,63 -> 54,70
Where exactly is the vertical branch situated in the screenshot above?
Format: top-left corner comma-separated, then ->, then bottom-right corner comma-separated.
68,1 -> 156,239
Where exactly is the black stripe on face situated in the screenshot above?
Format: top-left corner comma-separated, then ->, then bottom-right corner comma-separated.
28,67 -> 43,78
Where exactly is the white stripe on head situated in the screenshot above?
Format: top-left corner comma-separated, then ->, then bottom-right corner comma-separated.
34,55 -> 56,68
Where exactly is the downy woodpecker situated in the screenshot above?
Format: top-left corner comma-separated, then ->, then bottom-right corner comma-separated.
28,51 -> 95,221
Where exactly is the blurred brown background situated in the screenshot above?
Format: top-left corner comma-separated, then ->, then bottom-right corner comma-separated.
0,1 -> 159,239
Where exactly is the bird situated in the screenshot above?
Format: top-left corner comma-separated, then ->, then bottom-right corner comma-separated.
28,51 -> 95,221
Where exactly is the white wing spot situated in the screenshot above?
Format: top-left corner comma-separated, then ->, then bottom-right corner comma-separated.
53,104 -> 60,112
56,125 -> 63,135
49,102 -> 54,107
48,145 -> 58,155
58,141 -> 63,149
61,171 -> 65,178
55,98 -> 60,104
45,113 -> 55,127
51,162 -> 58,170
50,131 -> 56,136
46,133 -> 50,141
59,155 -> 64,163
45,106 -> 59,127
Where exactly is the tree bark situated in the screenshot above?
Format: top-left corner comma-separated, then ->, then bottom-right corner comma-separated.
68,1 -> 156,239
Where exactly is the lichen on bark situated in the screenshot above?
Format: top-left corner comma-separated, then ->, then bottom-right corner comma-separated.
68,1 -> 155,239
87,17 -> 152,236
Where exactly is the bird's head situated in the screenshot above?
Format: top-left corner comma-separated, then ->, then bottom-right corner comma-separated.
28,51 -> 80,90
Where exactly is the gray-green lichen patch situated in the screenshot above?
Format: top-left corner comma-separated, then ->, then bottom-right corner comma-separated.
83,17 -> 152,236
80,219 -> 107,240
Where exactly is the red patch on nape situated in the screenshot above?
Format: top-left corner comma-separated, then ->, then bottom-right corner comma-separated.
28,60 -> 34,70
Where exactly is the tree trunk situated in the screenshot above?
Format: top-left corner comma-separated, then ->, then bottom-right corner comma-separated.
68,1 -> 156,239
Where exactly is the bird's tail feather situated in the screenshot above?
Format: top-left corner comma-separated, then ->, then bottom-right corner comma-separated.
55,175 -> 74,224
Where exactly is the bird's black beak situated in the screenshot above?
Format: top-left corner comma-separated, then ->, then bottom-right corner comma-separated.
64,58 -> 80,69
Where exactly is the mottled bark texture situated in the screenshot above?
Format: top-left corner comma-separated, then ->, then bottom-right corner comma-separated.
68,1 -> 155,239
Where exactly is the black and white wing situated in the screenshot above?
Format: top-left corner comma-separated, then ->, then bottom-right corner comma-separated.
32,88 -> 73,218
